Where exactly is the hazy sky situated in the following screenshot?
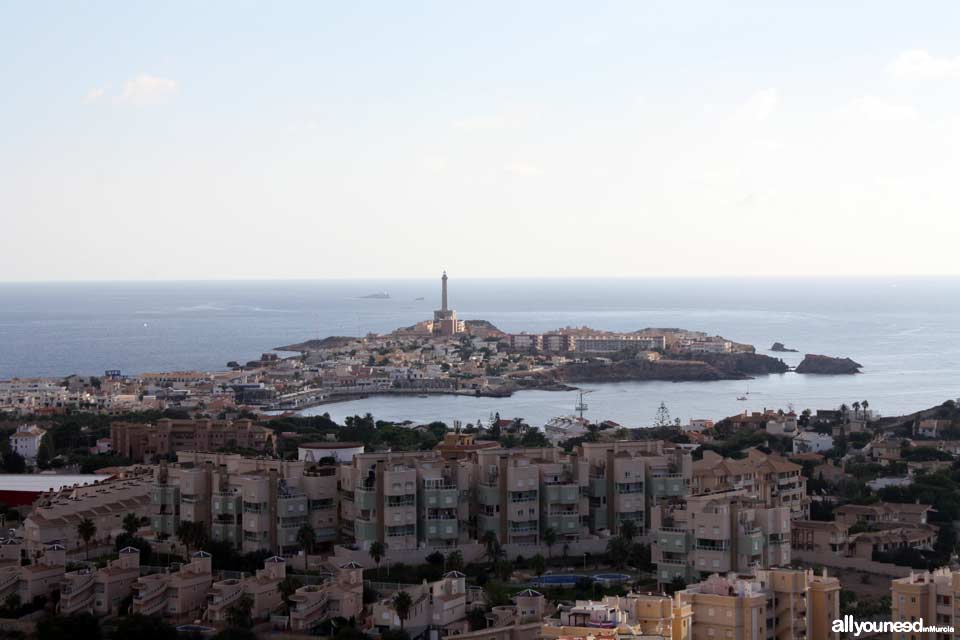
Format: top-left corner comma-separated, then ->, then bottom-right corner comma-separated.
3,2 -> 960,281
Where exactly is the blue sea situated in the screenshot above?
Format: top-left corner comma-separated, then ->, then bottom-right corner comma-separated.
1,278 -> 958,426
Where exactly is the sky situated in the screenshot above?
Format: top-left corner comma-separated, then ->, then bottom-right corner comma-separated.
3,1 -> 960,281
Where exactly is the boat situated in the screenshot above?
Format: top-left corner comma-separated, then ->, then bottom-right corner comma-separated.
737,395 -> 747,401
414,296 -> 425,301
360,292 -> 390,299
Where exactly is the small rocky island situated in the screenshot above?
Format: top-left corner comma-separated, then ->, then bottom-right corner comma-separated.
770,342 -> 798,352
795,354 -> 863,375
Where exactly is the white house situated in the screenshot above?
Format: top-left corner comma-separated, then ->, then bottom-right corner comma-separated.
10,424 -> 47,461
793,431 -> 834,454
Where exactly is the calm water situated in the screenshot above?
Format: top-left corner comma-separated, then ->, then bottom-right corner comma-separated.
1,278 -> 958,425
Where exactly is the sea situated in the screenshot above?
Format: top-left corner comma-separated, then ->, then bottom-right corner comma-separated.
1,277 -> 958,427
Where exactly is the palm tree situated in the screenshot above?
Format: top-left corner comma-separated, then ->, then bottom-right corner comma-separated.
296,524 -> 317,571
542,527 -> 557,558
480,531 -> 500,564
852,401 -> 861,420
393,590 -> 413,630
840,403 -> 850,424
77,518 -> 96,559
862,400 -> 870,422
122,513 -> 140,537
619,519 -> 638,544
446,550 -> 464,572
176,520 -> 208,556
606,537 -> 629,569
369,541 -> 386,577
530,553 -> 546,578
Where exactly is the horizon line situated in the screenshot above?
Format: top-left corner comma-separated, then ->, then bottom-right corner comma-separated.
3,273 -> 960,285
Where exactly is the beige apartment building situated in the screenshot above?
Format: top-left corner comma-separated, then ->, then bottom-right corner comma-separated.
23,469 -> 154,552
152,452 -> 339,555
890,568 -> 960,640
111,418 -> 275,462
650,489 -> 792,584
678,568 -> 841,640
60,546 -> 141,615
691,449 -> 809,519
131,550 -> 213,621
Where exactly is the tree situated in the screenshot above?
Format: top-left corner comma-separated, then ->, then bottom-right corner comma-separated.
36,434 -> 52,469
446,550 -> 464,572
226,594 -> 254,629
36,612 -> 101,640
619,519 -> 638,544
393,591 -> 413,630
122,513 -> 140,537
606,537 -> 629,569
369,541 -> 386,577
495,559 -> 513,582
2,592 -> 20,614
542,527 -> 557,558
852,402 -> 861,420
480,531 -> 501,564
530,553 -> 546,577
296,524 -> 317,571
176,520 -> 208,555
111,613 -> 178,640
862,400 -> 870,421
279,576 -> 302,606
77,518 -> 96,559
654,402 -> 671,427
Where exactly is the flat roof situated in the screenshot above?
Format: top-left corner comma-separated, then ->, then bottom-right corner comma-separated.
0,474 -> 106,493
299,442 -> 364,449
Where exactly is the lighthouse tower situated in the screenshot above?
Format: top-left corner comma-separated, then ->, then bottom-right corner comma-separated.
433,271 -> 461,336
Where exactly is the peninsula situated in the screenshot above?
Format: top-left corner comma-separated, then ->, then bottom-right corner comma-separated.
266,273 -> 850,410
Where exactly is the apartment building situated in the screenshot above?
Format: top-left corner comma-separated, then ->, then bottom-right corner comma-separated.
578,440 -> 691,536
891,568 -> 960,640
60,546 -> 140,615
22,469 -> 154,552
206,555 -> 286,623
691,449 -> 809,519
650,490 -> 791,585
288,561 -> 363,632
151,452 -> 339,555
111,418 -> 275,461
678,568 -> 841,640
131,550 -> 213,621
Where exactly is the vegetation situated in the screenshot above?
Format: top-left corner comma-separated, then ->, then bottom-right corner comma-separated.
369,541 -> 387,576
76,518 -> 96,559
393,591 -> 413,630
296,524 -> 317,570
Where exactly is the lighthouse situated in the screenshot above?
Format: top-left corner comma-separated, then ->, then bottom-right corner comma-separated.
433,271 -> 461,336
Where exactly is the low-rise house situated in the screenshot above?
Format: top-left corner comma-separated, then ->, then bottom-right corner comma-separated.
914,419 -> 952,439
793,431 -> 834,454
288,561 -> 363,632
131,551 -> 213,621
834,502 -> 934,527
10,424 -> 46,462
60,546 -> 140,615
372,570 -> 487,636
0,544 -> 65,603
207,556 -> 286,623
870,439 -> 903,464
